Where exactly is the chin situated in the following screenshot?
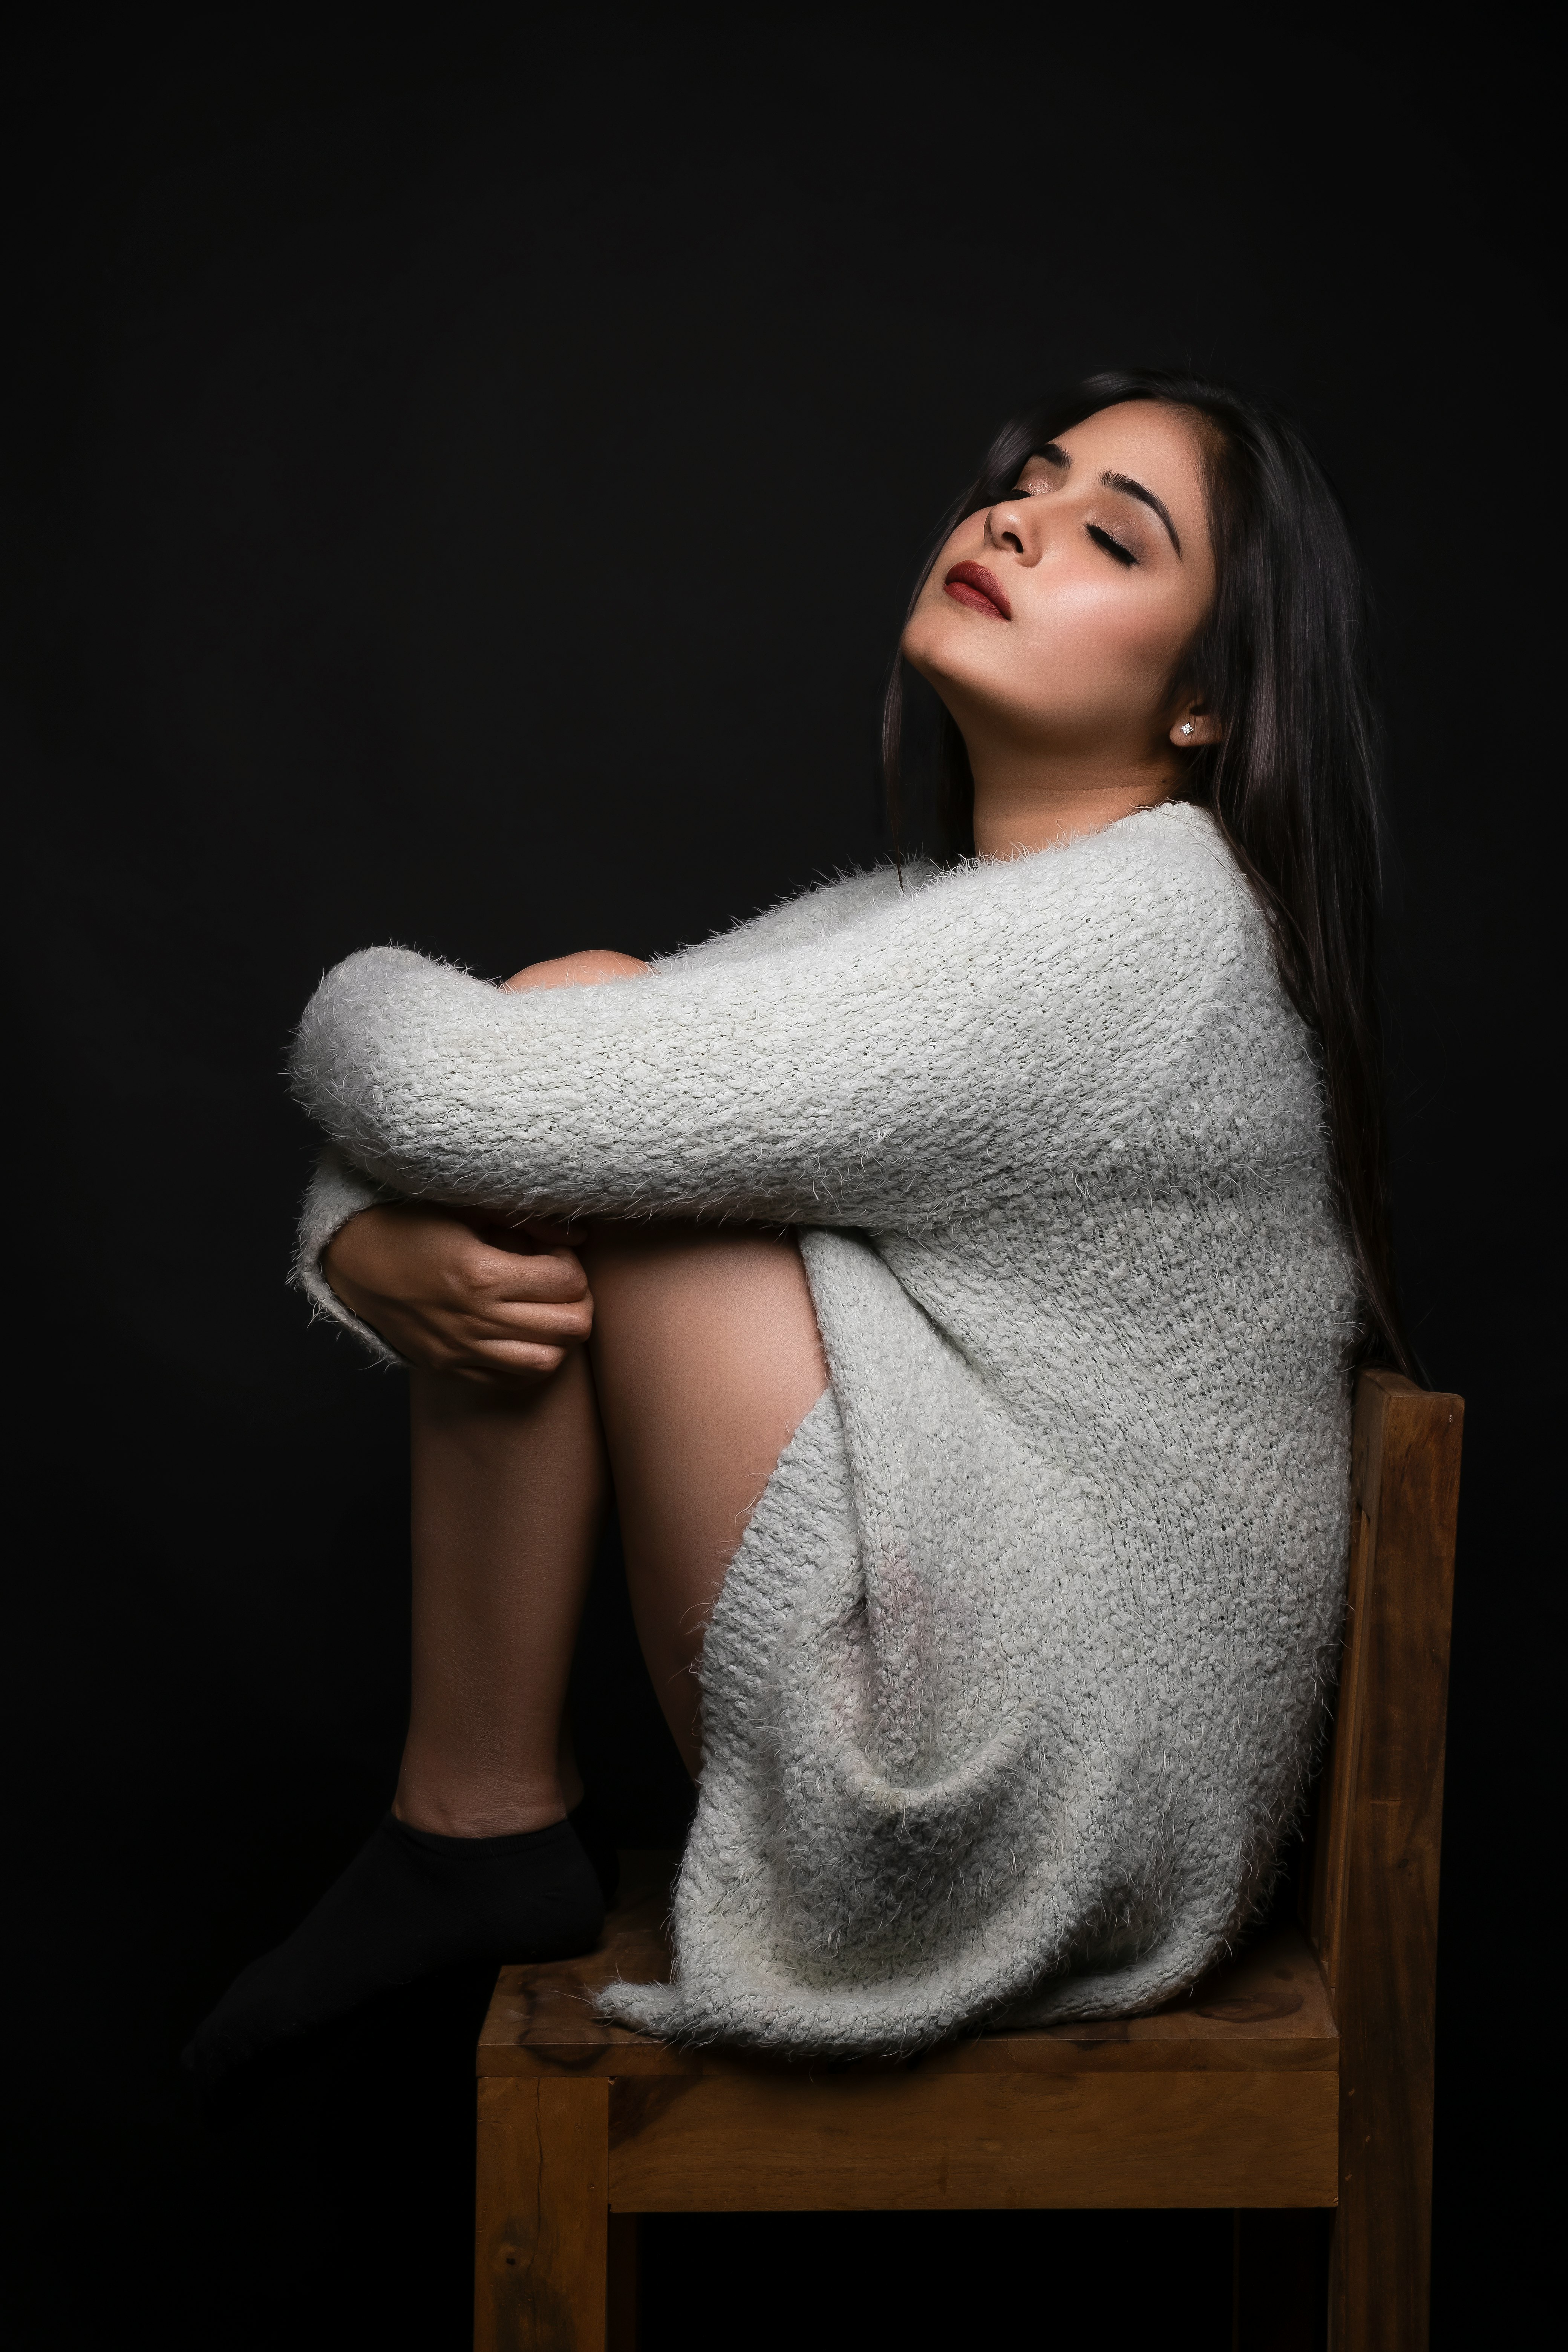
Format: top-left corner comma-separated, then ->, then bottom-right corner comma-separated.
901,608 -> 973,690
898,613 -> 937,677
903,625 -> 1003,712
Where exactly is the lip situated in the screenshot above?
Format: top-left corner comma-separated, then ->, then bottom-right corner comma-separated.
943,560 -> 1012,620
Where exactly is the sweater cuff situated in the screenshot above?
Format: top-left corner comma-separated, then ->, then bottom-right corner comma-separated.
290,1146 -> 407,1367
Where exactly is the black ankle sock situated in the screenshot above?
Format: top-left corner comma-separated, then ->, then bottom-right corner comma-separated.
185,1813 -> 603,2095
567,1793 -> 620,1908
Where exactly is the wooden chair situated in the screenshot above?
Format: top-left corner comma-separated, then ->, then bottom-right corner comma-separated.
474,1368 -> 1462,2350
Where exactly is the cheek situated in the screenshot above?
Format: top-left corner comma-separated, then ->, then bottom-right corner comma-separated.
1021,577 -> 1181,687
904,557 -> 1196,729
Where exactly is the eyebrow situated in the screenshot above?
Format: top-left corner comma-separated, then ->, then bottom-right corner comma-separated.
1102,470 -> 1182,557
1031,444 -> 1183,557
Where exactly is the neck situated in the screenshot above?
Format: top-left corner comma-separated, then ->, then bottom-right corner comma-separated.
965,738 -> 1176,861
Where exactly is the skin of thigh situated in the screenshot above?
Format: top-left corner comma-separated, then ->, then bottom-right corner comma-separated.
580,1222 -> 828,1773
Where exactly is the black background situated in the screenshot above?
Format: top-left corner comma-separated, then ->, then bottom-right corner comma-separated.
5,10 -> 1555,2346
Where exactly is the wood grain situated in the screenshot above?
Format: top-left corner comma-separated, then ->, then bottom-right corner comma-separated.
1308,1501 -> 1374,2008
605,2065 -> 1337,2211
605,2214 -> 639,2352
471,1371 -> 1462,2348
1321,1373 -> 1462,2350
479,1905 -> 1335,2082
475,2076 -> 610,2352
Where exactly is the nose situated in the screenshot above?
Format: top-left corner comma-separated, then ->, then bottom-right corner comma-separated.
984,488 -> 1037,564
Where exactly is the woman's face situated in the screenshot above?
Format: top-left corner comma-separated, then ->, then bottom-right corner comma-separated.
901,401 -> 1217,769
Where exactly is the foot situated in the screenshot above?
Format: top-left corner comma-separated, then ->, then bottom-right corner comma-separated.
184,1813 -> 603,2095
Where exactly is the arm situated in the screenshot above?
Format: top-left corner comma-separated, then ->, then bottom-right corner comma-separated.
300,949 -> 645,1376
289,816 -> 1265,1237
293,1145 -> 406,1362
291,873 -> 1037,1233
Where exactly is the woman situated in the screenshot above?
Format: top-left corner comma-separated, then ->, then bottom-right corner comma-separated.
191,369 -> 1407,2084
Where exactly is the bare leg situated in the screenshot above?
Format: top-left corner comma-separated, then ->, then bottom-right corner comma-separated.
187,1223 -> 824,2087
583,1224 -> 829,1773
398,1223 -> 825,1810
392,1222 -> 822,1825
186,1345 -> 610,2088
395,1346 -> 608,1836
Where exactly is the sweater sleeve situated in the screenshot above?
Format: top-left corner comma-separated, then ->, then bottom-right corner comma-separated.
288,812 -> 1269,1234
289,1146 -> 408,1364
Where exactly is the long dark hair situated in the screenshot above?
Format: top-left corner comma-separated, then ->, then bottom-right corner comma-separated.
884,368 -> 1412,1375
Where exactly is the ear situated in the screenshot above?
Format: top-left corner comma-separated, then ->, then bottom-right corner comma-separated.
1170,706 -> 1222,748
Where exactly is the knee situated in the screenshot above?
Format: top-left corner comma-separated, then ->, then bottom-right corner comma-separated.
504,949 -> 648,993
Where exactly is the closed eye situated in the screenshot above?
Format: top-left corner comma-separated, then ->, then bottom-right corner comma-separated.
1087,523 -> 1136,568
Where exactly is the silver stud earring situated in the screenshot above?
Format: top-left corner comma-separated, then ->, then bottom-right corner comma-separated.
1181,721 -> 1195,737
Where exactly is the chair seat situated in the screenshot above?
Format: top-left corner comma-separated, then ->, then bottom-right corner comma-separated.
476,1853 -> 1339,2211
475,1377 -> 1462,2342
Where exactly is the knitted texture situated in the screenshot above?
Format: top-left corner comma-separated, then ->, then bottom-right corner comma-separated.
291,1145 -> 404,1363
291,804 -> 1355,2055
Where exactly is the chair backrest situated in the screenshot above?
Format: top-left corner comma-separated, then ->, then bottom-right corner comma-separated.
1302,1366 -> 1464,2346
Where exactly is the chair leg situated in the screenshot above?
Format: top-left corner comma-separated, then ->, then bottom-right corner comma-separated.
1329,2085 -> 1433,2350
1232,2210 -> 1330,2351
607,2214 -> 640,2352
476,2076 -> 611,2351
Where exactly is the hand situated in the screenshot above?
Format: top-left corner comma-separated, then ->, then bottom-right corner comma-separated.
319,948 -> 642,1377
322,1201 -> 593,1383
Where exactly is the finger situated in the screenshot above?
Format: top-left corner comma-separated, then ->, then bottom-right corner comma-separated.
443,1338 -> 570,1378
374,1297 -> 590,1366
452,1299 -> 594,1346
468,1217 -> 556,1257
464,1244 -> 590,1303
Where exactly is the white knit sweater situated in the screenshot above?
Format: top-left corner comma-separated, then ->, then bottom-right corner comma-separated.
291,803 -> 1355,2055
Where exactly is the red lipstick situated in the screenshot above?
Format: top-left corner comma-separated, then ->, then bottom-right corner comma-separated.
943,560 -> 1012,620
